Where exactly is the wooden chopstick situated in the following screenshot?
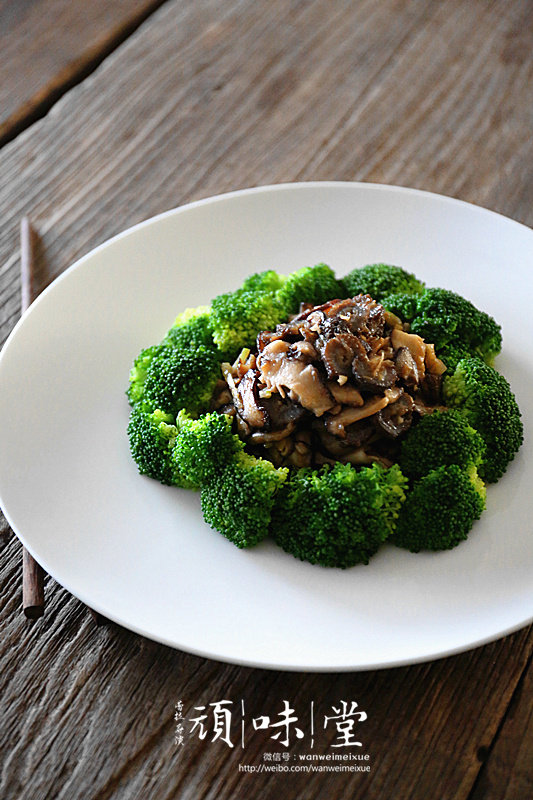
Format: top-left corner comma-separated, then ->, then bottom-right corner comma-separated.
20,217 -> 45,619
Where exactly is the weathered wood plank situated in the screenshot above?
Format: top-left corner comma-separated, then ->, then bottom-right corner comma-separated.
0,0 -> 168,145
469,653 -> 533,800
1,0 -> 532,798
1,0 -> 532,343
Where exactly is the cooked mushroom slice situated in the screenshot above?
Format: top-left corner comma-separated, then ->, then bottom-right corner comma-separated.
248,422 -> 297,443
424,343 -> 447,376
351,339 -> 397,393
302,309 -> 327,335
316,295 -> 386,338
375,393 -> 414,437
327,381 -> 364,407
256,319 -> 306,351
344,418 -> 376,447
315,419 -> 374,456
321,334 -> 359,378
275,436 -> 295,458
384,386 -> 403,403
237,371 -> 268,429
412,395 -> 448,416
234,413 -> 251,439
321,297 -> 356,317
210,379 -> 233,409
347,294 -> 386,337
223,369 -> 244,413
290,340 -> 318,361
420,372 -> 444,404
256,330 -> 279,352
259,340 -> 335,416
325,394 -> 391,437
390,328 -> 426,376
261,393 -> 306,428
395,346 -> 420,388
412,397 -> 435,416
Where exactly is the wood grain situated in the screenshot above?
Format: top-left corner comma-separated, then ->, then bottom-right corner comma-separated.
0,0 -> 168,145
469,649 -> 533,800
1,0 -> 532,797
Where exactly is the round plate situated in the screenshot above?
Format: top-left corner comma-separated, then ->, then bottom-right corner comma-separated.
0,182 -> 531,671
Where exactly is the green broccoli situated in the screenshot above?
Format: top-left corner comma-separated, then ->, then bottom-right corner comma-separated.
407,288 -> 502,364
127,405 -> 194,488
141,343 -> 221,418
380,292 -> 420,324
163,305 -> 215,351
211,287 -> 287,354
128,307 -> 219,407
275,263 -> 345,313
436,342 -> 473,372
444,357 -> 523,482
392,464 -> 486,552
127,344 -> 161,406
241,270 -> 286,293
173,410 -> 244,485
400,410 -> 485,480
343,263 -> 425,301
271,463 -> 408,568
200,452 -> 288,548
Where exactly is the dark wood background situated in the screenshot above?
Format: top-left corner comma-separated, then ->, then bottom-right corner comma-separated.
1,1 -> 532,798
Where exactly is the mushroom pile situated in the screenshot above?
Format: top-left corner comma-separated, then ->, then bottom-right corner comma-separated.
212,295 -> 447,469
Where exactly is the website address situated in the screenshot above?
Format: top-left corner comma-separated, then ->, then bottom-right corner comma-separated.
239,764 -> 371,774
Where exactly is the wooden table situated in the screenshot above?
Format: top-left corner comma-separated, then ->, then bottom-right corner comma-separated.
1,1 -> 532,797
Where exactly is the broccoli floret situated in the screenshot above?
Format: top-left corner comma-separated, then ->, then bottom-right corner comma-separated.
127,405 -> 194,488
241,270 -> 286,293
437,343 -> 473,372
343,264 -> 425,301
443,358 -> 523,482
275,263 -> 345,313
164,305 -> 215,350
173,410 -> 244,485
127,308 -> 218,406
380,292 -> 419,322
172,304 -> 212,328
126,344 -> 160,406
392,465 -> 486,552
271,463 -> 407,568
400,410 -> 485,480
142,344 -> 221,417
200,452 -> 288,548
407,288 -> 502,364
211,288 -> 287,354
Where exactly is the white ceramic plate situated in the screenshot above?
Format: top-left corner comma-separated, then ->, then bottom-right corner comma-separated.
0,183 -> 531,671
